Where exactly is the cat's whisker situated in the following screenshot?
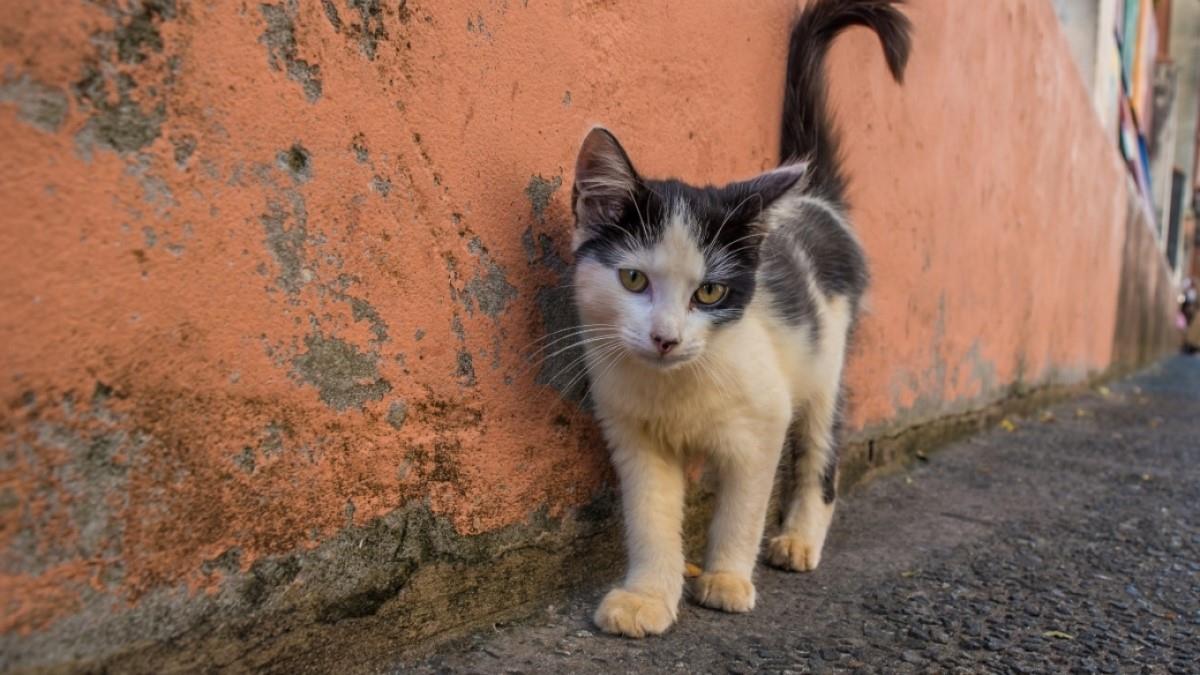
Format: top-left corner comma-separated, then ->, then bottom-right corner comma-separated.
519,334 -> 622,377
574,341 -> 627,395
550,341 -> 624,394
538,336 -> 622,382
525,322 -> 615,346
556,350 -> 614,398
522,326 -> 616,357
518,335 -> 615,377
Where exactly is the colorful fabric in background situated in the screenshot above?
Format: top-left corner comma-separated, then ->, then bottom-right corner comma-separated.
1134,0 -> 1157,130
1120,0 -> 1137,83
1111,0 -> 1161,203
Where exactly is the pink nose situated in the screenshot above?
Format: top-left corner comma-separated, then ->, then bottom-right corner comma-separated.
651,334 -> 679,355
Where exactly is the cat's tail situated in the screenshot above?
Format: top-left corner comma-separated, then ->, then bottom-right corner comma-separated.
780,0 -> 911,203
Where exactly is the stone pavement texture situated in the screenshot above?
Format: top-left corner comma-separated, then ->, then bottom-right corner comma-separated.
401,357 -> 1200,674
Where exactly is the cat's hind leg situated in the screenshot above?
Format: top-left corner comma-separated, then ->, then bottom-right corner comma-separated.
767,388 -> 840,572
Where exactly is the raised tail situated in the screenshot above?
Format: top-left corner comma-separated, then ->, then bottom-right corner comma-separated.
780,0 -> 912,204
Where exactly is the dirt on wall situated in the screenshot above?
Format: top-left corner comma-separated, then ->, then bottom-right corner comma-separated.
0,0 -> 1179,671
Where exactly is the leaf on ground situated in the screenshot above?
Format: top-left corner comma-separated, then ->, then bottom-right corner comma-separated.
1000,419 -> 1016,432
1042,630 -> 1075,640
1040,411 -> 1056,423
1097,385 -> 1112,397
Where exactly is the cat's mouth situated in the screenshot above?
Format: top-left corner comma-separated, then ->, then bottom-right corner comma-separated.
631,347 -> 695,370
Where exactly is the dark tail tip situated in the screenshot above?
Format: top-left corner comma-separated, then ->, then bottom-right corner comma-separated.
872,1 -> 913,84
779,0 -> 913,185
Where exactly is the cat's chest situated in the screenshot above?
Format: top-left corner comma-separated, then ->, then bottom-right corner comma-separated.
594,362 -> 739,448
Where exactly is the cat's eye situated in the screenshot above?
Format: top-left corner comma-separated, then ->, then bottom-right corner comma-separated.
619,269 -> 649,293
694,282 -> 728,306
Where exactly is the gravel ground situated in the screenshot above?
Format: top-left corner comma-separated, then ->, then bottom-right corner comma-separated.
400,356 -> 1200,674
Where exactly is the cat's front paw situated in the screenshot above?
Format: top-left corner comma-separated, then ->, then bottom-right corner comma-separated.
593,588 -> 675,638
691,571 -> 755,613
767,532 -> 825,572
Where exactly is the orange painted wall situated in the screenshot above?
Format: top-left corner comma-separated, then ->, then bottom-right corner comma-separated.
0,0 -> 1170,664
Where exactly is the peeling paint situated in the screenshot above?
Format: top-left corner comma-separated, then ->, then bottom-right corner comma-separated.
524,174 -> 562,224
0,73 -> 69,133
106,0 -> 177,64
321,0 -> 342,31
260,197 -> 310,296
2,383 -> 139,618
291,331 -> 391,411
346,0 -> 388,60
464,261 -> 517,318
260,2 -> 323,103
351,133 -> 369,163
386,400 -> 408,429
171,134 -> 197,168
125,154 -> 177,215
459,237 -> 518,319
456,350 -> 477,386
74,70 -> 164,155
347,295 -> 389,344
371,174 -> 391,196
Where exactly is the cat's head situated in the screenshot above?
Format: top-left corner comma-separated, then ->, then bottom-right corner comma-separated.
570,127 -> 806,370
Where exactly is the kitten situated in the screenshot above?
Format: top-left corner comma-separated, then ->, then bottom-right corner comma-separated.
568,0 -> 912,637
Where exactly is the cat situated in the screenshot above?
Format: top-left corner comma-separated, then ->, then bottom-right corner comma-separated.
567,0 -> 912,637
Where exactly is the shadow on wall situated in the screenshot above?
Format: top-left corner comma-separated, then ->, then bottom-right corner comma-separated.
1113,185 -> 1180,371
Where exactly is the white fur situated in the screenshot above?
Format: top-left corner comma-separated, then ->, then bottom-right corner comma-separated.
581,194 -> 854,637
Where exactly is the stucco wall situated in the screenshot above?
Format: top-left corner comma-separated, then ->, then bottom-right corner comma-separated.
0,0 -> 1178,671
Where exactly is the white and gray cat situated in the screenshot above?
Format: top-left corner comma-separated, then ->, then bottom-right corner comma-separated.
567,0 -> 912,637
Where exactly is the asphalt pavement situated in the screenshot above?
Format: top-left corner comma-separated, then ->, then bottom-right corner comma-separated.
402,355 -> 1200,674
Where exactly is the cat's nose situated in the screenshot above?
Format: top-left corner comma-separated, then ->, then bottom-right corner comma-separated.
651,334 -> 679,355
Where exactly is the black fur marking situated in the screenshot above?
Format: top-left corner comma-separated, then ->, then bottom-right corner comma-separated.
820,461 -> 837,504
822,388 -> 848,505
759,229 -> 820,340
780,0 -> 912,204
758,201 -> 868,339
787,201 -> 869,299
571,182 -> 670,267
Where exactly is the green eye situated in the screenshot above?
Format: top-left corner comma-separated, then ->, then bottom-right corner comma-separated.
619,269 -> 649,293
694,282 -> 728,305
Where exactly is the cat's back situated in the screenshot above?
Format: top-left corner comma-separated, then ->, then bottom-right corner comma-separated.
758,195 -> 868,330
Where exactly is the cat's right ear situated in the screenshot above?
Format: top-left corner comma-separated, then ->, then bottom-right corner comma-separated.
572,127 -> 639,249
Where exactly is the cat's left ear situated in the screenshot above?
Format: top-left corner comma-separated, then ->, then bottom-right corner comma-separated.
724,162 -> 809,231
